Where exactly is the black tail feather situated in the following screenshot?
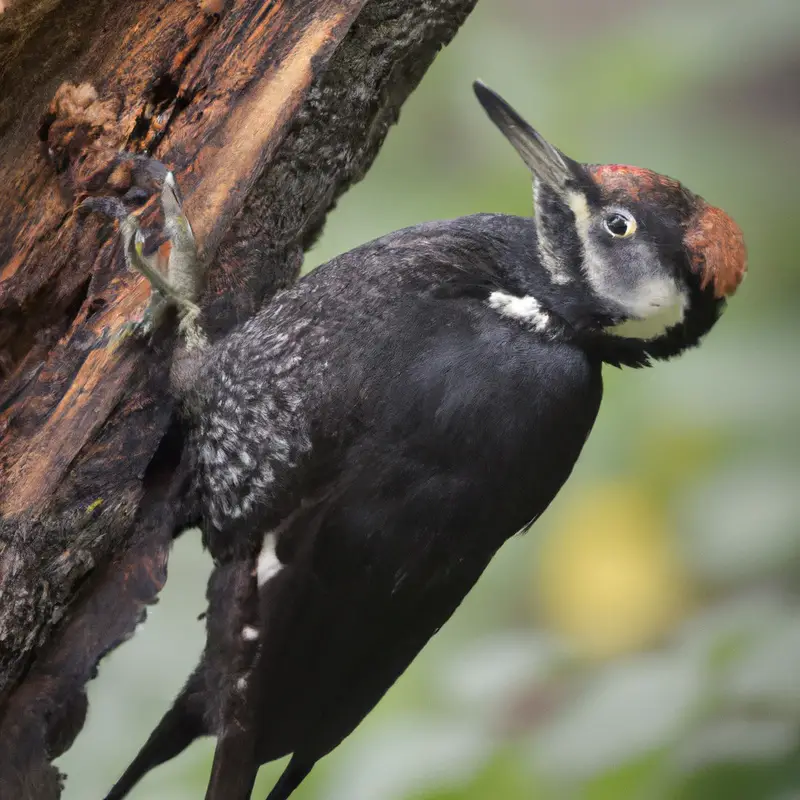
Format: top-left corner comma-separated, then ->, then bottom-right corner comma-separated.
265,758 -> 314,800
104,671 -> 207,800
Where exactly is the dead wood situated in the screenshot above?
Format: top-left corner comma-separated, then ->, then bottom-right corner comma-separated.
0,0 -> 477,794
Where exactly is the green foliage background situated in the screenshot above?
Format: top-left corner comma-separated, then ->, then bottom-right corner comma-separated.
59,1 -> 800,797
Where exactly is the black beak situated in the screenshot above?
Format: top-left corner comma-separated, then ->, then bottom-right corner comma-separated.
473,81 -> 575,190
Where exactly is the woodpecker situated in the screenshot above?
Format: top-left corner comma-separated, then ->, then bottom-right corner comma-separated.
97,82 -> 746,800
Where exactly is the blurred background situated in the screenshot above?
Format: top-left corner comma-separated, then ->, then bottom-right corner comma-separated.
58,0 -> 800,797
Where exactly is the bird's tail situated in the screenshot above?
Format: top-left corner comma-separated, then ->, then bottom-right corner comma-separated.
104,669 -> 207,800
264,757 -> 314,800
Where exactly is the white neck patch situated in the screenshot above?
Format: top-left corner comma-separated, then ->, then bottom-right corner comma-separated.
257,532 -> 283,587
488,290 -> 552,333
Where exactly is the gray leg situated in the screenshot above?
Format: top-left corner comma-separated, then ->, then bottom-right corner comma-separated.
80,162 -> 206,349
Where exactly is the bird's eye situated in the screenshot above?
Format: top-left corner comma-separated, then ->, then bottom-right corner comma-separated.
603,211 -> 637,238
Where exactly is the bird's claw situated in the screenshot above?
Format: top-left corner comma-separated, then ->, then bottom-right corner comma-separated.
109,292 -> 168,347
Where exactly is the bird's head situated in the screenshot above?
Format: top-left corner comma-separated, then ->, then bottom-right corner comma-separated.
474,81 -> 747,365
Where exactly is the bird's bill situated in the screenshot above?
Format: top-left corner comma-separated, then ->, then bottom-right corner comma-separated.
473,80 -> 574,190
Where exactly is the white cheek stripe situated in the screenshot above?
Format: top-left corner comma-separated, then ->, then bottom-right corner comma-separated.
534,181 -> 572,285
567,190 -> 592,232
488,290 -> 552,333
568,190 -> 604,286
609,294 -> 687,340
568,190 -> 688,337
257,532 -> 283,587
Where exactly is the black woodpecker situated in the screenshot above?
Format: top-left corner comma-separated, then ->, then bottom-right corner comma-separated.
99,82 -> 747,800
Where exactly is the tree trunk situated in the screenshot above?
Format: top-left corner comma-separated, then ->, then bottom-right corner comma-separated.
0,0 -> 477,795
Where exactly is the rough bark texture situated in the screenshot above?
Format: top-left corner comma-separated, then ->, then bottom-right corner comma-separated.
0,0 -> 478,795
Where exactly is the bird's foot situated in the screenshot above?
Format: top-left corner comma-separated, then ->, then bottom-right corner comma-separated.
80,158 -> 206,348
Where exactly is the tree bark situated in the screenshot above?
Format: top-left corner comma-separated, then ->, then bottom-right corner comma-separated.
0,0 -> 477,795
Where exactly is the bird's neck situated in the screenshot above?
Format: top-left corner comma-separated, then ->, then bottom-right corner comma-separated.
490,216 -> 715,368
487,279 -> 657,369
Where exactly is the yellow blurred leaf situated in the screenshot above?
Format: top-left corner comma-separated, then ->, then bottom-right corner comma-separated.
536,481 -> 691,659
